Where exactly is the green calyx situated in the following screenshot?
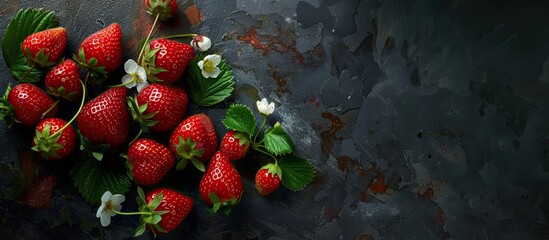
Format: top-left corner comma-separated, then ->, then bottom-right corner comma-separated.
174,136 -> 205,172
135,187 -> 169,237
74,48 -> 107,82
31,123 -> 63,159
261,163 -> 282,178
146,0 -> 174,21
140,43 -> 166,83
78,131 -> 111,161
0,85 -> 15,127
24,47 -> 56,68
48,85 -> 77,101
127,96 -> 158,133
206,192 -> 240,216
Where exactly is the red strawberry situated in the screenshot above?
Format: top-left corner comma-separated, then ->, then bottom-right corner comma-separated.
199,151 -> 242,213
137,188 -> 193,235
220,130 -> 251,161
0,83 -> 58,127
144,38 -> 195,84
169,113 -> 217,171
76,23 -> 122,75
255,163 -> 282,196
32,118 -> 76,160
22,27 -> 67,67
127,138 -> 175,186
145,0 -> 178,20
45,59 -> 83,102
77,87 -> 129,148
131,83 -> 188,133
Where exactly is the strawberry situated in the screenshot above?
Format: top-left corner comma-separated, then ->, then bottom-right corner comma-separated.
0,83 -> 58,127
220,130 -> 251,161
76,23 -> 122,77
136,188 -> 193,236
127,138 -> 175,186
255,163 -> 282,196
32,118 -> 76,160
130,83 -> 188,133
21,27 -> 67,68
199,151 -> 242,214
143,38 -> 195,84
77,87 -> 129,148
45,59 -> 83,101
145,0 -> 178,20
169,113 -> 217,171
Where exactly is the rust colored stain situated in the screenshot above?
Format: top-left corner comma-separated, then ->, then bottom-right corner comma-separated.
268,65 -> 292,96
237,25 -> 325,65
183,4 -> 203,26
321,112 -> 343,155
356,234 -> 375,240
336,156 -> 389,197
422,187 -> 434,199
307,97 -> 320,107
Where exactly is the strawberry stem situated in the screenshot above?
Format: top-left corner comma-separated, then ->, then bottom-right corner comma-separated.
161,33 -> 197,39
252,143 -> 278,163
128,128 -> 143,146
137,13 -> 160,64
17,62 -> 36,83
253,116 -> 267,143
41,99 -> 59,119
110,209 -> 153,216
47,80 -> 86,140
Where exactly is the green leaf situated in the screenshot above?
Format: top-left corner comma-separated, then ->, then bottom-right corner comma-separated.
70,157 -> 131,204
9,55 -> 43,82
134,224 -> 146,237
222,104 -> 256,136
148,193 -> 164,210
278,155 -> 315,191
187,56 -> 235,106
263,122 -> 293,156
190,158 -> 206,172
2,8 -> 58,81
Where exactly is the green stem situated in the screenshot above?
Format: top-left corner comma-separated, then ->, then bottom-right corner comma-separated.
17,62 -> 36,83
253,116 -> 266,144
0,105 -> 11,110
161,33 -> 197,39
128,128 -> 143,146
107,76 -> 137,88
110,209 -> 152,216
47,80 -> 86,140
137,13 -> 160,64
41,99 -> 60,119
253,143 -> 277,163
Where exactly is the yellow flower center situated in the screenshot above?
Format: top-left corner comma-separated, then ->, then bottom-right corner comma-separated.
203,59 -> 215,73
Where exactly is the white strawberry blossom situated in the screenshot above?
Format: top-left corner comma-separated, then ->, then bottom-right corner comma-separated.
190,35 -> 212,52
122,59 -> 148,92
198,54 -> 222,78
96,191 -> 125,227
256,98 -> 275,116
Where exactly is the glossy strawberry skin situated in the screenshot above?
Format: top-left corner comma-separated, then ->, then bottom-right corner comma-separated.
77,87 -> 129,148
199,152 -> 243,206
169,113 -> 217,162
22,27 -> 67,67
33,118 -> 76,160
7,83 -> 58,126
145,188 -> 193,233
220,130 -> 251,161
148,38 -> 195,84
45,59 -> 83,101
255,168 -> 281,196
78,23 -> 122,73
128,138 -> 175,186
136,84 -> 188,132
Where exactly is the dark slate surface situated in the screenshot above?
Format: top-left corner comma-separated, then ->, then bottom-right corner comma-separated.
1,0 -> 549,239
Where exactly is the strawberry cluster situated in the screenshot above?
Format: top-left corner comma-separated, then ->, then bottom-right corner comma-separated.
1,1 -> 313,237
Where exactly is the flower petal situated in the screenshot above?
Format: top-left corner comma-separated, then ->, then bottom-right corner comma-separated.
111,194 -> 126,205
136,66 -> 147,82
207,54 -> 222,65
96,205 -> 106,218
122,74 -> 137,88
100,213 -> 111,227
209,67 -> 221,78
200,37 -> 212,51
201,69 -> 210,78
124,59 -> 138,73
267,102 -> 275,115
136,81 -> 149,92
101,191 -> 112,203
197,60 -> 205,70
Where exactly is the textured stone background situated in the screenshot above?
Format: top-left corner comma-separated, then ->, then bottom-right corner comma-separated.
1,0 -> 549,239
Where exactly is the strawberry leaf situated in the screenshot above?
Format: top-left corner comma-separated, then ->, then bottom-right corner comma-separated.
263,122 -> 293,156
2,8 -> 58,82
70,157 -> 131,204
278,154 -> 315,191
187,55 -> 234,106
222,104 -> 256,136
